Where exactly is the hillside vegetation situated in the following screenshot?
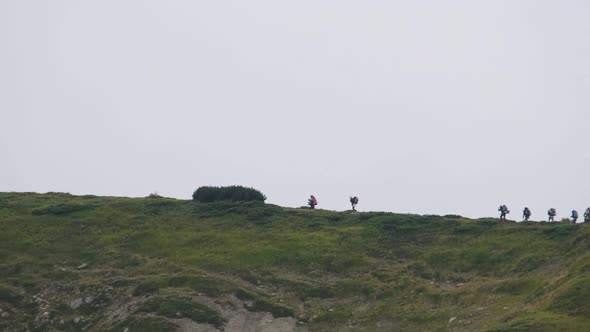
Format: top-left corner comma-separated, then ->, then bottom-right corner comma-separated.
1,192 -> 590,331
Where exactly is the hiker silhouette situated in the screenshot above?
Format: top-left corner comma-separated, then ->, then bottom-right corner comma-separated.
523,207 -> 531,221
571,210 -> 579,223
548,208 -> 557,222
350,196 -> 359,212
498,205 -> 509,222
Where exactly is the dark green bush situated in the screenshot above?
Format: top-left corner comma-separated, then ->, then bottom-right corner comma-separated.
192,186 -> 266,203
146,192 -> 162,198
133,280 -> 160,296
246,298 -> 294,318
0,284 -> 21,303
166,275 -> 231,297
234,288 -> 257,301
302,286 -> 335,299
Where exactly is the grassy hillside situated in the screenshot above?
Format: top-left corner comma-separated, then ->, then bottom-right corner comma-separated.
1,192 -> 590,331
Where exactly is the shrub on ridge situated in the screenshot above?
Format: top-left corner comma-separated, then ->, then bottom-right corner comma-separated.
192,186 -> 266,203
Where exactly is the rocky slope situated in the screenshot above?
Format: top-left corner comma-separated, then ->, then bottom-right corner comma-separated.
1,192 -> 589,331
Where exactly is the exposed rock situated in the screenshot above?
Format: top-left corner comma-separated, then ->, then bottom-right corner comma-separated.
78,263 -> 88,270
1,312 -> 10,319
172,319 -> 219,332
449,317 -> 456,323
70,298 -> 84,309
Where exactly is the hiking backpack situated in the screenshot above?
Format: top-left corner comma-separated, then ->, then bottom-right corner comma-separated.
572,210 -> 578,218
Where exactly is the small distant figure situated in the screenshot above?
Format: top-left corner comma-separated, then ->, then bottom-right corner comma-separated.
571,210 -> 579,224
498,205 -> 510,222
350,196 -> 359,212
523,207 -> 531,221
308,195 -> 318,209
548,208 -> 557,222
585,208 -> 590,223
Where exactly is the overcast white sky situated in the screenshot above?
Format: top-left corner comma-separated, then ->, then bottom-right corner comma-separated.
1,1 -> 589,219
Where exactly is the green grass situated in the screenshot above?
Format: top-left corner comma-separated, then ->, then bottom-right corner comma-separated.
548,276 -> 590,317
140,296 -> 225,327
31,202 -> 95,215
111,316 -> 178,332
133,275 -> 236,297
1,192 -> 590,331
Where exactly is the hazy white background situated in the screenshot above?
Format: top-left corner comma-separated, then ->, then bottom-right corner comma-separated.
1,1 -> 589,219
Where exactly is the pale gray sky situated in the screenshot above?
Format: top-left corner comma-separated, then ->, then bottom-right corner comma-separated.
1,1 -> 589,219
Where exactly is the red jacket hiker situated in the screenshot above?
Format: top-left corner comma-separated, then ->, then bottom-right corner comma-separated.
309,195 -> 318,209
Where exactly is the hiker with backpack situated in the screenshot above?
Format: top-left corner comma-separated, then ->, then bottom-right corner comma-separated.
571,210 -> 579,223
584,208 -> 590,223
308,195 -> 318,209
523,207 -> 531,221
548,208 -> 557,222
498,205 -> 509,222
350,196 -> 359,212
